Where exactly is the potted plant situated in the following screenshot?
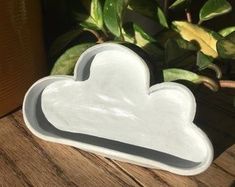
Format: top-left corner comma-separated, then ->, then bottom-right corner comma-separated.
48,0 -> 235,94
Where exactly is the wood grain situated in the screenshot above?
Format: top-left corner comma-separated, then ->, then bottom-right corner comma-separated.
0,88 -> 235,186
0,151 -> 30,187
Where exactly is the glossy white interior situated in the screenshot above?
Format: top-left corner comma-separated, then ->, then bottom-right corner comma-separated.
23,43 -> 213,175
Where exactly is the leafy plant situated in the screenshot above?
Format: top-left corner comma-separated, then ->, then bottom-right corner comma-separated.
49,0 -> 235,91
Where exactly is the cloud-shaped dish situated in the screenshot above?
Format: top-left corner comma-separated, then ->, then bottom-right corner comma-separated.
23,43 -> 213,175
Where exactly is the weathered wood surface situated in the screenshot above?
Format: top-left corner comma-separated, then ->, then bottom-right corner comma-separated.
0,88 -> 235,186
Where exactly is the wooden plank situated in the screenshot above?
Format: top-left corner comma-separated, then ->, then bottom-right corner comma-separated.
74,150 -> 144,187
102,156 -> 209,187
195,164 -> 235,187
11,111 -> 144,187
32,142 -> 140,187
76,150 -> 207,187
0,117 -> 76,187
0,152 -> 30,187
13,110 -> 201,187
12,110 -> 235,187
153,170 -> 203,187
75,153 -> 156,187
214,145 -> 235,176
111,160 -> 209,187
111,161 -> 170,187
3,109 -> 234,187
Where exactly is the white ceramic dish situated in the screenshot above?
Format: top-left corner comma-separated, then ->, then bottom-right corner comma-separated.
23,43 -> 213,175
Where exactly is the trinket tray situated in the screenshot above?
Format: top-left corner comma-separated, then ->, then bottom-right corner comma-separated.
23,43 -> 213,175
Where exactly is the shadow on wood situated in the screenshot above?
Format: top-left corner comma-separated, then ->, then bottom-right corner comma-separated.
194,87 -> 235,159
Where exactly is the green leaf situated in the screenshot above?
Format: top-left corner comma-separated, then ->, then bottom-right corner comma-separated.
133,24 -> 163,59
196,51 -> 214,70
163,68 -> 219,91
211,30 -> 223,40
199,0 -> 232,24
122,23 -> 156,45
142,43 -> 164,61
90,0 -> 103,29
80,20 -> 100,30
165,39 -> 187,66
196,51 -> 222,78
163,68 -> 200,82
169,0 -> 191,10
225,31 -> 235,43
50,29 -> 83,58
121,22 -> 138,43
217,31 -> 235,59
51,43 -> 95,75
154,30 -> 179,47
133,24 -> 156,45
217,39 -> 235,60
128,0 -> 158,20
174,38 -> 198,51
165,38 -> 197,66
128,0 -> 168,28
156,7 -> 168,28
121,23 -> 163,59
76,0 -> 103,30
172,21 -> 218,58
121,26 -> 135,43
103,0 -> 129,37
219,26 -> 235,37
74,13 -> 100,30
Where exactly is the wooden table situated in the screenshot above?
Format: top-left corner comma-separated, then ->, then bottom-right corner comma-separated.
0,88 -> 235,187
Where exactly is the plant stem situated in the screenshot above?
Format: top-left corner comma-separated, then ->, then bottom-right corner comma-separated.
219,80 -> 235,89
185,9 -> 192,23
163,0 -> 169,17
84,29 -> 105,43
198,20 -> 203,25
207,63 -> 222,79
198,75 -> 219,92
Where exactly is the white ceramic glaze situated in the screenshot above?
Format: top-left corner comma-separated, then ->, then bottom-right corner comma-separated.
23,43 -> 213,175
